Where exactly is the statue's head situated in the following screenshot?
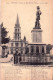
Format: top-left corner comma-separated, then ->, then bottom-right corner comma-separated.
37,6 -> 42,15
37,6 -> 40,10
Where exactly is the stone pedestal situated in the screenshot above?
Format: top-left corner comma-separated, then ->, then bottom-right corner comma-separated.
31,29 -> 42,43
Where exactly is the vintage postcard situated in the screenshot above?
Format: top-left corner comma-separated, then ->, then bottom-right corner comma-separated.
0,0 -> 53,80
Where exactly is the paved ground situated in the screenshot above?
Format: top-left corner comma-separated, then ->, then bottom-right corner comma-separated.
0,54 -> 53,80
0,63 -> 53,80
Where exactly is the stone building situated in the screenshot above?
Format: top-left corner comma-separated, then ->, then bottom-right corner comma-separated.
9,14 -> 28,54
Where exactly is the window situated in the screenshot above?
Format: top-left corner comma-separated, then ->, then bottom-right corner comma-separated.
15,29 -> 17,32
21,43 -> 23,47
25,47 -> 29,54
18,29 -> 19,32
36,46 -> 39,53
15,34 -> 17,39
18,34 -> 19,36
42,46 -> 44,53
31,46 -> 34,53
11,43 -> 13,46
11,49 -> 13,54
21,50 -> 23,54
15,43 -> 18,47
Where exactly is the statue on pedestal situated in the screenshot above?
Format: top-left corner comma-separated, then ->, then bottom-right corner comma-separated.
34,6 -> 42,29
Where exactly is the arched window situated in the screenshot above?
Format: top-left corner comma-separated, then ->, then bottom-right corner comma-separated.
42,46 -> 44,53
15,43 -> 18,47
36,46 -> 39,53
21,50 -> 23,54
21,43 -> 23,47
31,46 -> 34,53
11,49 -> 13,54
15,34 -> 17,39
18,29 -> 19,32
25,47 -> 29,54
15,29 -> 17,32
11,43 -> 13,46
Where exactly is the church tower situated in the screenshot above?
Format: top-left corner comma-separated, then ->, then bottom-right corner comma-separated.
31,6 -> 42,43
10,14 -> 28,54
14,14 -> 21,41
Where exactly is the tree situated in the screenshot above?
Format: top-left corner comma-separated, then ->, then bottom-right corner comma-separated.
46,44 -> 52,54
1,22 -> 10,44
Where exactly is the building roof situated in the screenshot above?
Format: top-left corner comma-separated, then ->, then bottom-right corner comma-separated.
28,42 -> 46,45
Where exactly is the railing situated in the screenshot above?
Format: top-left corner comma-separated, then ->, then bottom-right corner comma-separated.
21,56 -> 52,63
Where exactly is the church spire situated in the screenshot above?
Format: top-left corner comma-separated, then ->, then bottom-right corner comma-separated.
15,14 -> 20,27
14,14 -> 21,41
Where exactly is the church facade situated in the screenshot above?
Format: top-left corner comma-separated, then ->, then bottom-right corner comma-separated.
9,14 -> 28,54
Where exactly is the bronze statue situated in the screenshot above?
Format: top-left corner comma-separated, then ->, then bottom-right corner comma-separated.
35,6 -> 42,29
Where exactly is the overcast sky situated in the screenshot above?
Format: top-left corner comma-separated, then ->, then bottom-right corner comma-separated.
0,0 -> 53,44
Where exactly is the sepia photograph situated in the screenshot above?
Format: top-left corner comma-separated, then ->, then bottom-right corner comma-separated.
0,0 -> 53,80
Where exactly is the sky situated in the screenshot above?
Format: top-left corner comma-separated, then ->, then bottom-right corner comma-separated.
0,0 -> 53,44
